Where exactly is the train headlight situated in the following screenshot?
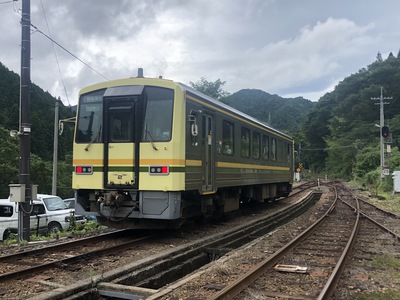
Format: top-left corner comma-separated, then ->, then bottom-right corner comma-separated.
149,165 -> 169,175
75,165 -> 93,175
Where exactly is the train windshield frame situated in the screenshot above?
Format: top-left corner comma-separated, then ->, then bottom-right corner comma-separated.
75,86 -> 174,144
142,87 -> 174,142
76,89 -> 105,144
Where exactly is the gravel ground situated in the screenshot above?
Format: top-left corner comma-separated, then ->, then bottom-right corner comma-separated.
0,188 -> 310,299
156,185 -> 400,300
1,183 -> 398,300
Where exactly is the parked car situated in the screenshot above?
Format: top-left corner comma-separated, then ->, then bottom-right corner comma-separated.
63,198 -> 75,209
0,194 -> 86,240
63,198 -> 96,220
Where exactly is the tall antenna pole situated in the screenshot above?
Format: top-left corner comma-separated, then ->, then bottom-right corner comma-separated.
372,87 -> 392,179
18,0 -> 31,242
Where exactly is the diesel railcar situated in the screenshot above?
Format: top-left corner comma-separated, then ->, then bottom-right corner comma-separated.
72,70 -> 294,229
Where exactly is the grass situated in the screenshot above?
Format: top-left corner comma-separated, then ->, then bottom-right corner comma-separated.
366,255 -> 400,271
348,180 -> 400,214
0,219 -> 108,247
352,290 -> 400,300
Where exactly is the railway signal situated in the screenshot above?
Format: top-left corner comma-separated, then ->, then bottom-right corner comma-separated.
381,126 -> 389,137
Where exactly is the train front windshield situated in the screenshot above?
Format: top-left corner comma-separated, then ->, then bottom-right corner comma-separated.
76,90 -> 104,143
76,86 -> 174,144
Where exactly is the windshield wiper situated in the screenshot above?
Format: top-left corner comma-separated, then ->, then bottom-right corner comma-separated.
144,123 -> 158,151
85,126 -> 102,151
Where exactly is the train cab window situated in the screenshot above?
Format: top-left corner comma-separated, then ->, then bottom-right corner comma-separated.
142,87 -> 174,142
252,132 -> 260,159
110,112 -> 132,142
241,127 -> 250,158
271,138 -> 277,161
76,90 -> 105,143
262,135 -> 269,160
222,121 -> 234,155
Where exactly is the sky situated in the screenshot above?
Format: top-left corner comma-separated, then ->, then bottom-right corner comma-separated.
0,0 -> 399,106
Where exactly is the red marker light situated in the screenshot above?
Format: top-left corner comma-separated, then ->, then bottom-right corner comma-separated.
75,165 -> 93,175
149,165 -> 169,175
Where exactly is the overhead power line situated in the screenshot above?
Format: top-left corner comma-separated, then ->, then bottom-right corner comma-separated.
28,21 -> 110,82
40,0 -> 71,106
0,0 -> 17,5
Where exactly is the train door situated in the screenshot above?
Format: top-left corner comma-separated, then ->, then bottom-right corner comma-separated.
103,97 -> 138,189
202,113 -> 215,192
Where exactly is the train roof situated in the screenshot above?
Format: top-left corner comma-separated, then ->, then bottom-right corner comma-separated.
79,75 -> 293,142
178,82 -> 293,141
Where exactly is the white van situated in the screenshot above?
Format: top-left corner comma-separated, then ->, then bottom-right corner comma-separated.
0,194 -> 86,240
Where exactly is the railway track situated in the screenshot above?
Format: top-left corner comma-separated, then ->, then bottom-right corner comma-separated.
195,183 -> 399,300
341,189 -> 400,238
10,185 -> 319,299
6,181 -> 396,299
0,230 -> 154,282
205,183 -> 356,299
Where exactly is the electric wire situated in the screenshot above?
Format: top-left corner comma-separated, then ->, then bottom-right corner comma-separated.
40,0 -> 71,107
0,0 -> 17,5
28,20 -> 110,82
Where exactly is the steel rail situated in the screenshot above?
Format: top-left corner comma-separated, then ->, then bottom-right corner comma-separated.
317,191 -> 360,299
342,199 -> 400,240
0,229 -> 125,262
0,235 -> 153,282
209,185 -> 340,300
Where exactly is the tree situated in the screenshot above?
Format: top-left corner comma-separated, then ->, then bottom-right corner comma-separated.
0,126 -> 19,197
189,77 -> 230,100
376,52 -> 383,62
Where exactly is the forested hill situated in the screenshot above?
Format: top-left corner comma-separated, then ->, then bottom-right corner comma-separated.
0,62 -> 75,161
0,62 -> 75,198
300,51 -> 400,180
225,89 -> 315,133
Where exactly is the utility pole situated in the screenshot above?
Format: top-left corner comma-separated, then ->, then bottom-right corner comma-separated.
372,87 -> 392,179
18,0 -> 31,242
52,98 -> 59,195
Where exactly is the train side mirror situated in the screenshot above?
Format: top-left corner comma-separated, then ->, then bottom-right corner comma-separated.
188,110 -> 200,137
191,123 -> 198,136
188,110 -> 201,145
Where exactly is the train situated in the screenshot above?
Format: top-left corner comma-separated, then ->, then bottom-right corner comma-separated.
72,69 -> 294,229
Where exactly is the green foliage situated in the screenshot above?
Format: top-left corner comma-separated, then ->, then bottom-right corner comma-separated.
0,126 -> 19,197
301,52 -> 400,181
0,220 -> 105,247
225,89 -> 315,133
0,62 -> 75,199
190,77 -> 230,100
354,146 -> 380,179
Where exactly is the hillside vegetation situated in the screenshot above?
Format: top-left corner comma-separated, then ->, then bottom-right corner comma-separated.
300,51 -> 400,190
0,62 -> 75,198
1,51 -> 400,198
225,89 -> 314,133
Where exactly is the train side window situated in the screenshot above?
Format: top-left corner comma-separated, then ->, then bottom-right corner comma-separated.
277,140 -> 284,162
241,127 -> 250,158
252,132 -> 260,159
287,143 -> 292,163
271,138 -> 277,161
222,121 -> 234,155
262,135 -> 269,160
